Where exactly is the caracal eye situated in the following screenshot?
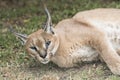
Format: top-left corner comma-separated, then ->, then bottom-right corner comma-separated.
45,41 -> 51,48
30,46 -> 37,51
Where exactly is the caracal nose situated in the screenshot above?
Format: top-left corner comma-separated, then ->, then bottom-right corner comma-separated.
39,53 -> 47,58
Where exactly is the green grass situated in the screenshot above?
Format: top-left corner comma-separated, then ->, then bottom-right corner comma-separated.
0,0 -> 120,79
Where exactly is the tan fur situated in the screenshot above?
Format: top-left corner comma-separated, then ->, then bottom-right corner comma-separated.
22,8 -> 120,75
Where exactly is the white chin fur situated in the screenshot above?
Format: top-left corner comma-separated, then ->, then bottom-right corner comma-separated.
41,59 -> 50,64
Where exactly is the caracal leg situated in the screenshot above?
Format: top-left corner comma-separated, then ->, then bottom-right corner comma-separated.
91,33 -> 120,75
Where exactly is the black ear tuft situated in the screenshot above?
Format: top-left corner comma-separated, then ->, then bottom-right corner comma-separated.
9,26 -> 28,45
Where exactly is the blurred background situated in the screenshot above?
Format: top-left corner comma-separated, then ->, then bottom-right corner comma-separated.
0,0 -> 120,80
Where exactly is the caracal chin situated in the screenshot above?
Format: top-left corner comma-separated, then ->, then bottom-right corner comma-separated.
10,6 -> 120,75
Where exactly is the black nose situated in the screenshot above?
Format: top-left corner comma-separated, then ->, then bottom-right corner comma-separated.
39,53 -> 47,58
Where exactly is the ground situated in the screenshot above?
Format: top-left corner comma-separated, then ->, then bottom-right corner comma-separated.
0,0 -> 120,80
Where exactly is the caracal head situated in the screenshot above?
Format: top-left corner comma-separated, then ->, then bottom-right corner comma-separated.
25,29 -> 59,64
10,4 -> 59,64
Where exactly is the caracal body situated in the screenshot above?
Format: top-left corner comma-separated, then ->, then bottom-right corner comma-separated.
52,8 -> 120,67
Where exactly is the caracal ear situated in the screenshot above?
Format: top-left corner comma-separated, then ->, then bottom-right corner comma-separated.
42,3 -> 55,34
9,26 -> 28,45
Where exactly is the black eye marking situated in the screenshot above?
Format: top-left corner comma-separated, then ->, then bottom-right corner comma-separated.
30,46 -> 37,51
45,41 -> 51,48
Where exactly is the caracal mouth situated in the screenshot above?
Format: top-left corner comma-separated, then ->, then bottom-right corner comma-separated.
41,59 -> 50,64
